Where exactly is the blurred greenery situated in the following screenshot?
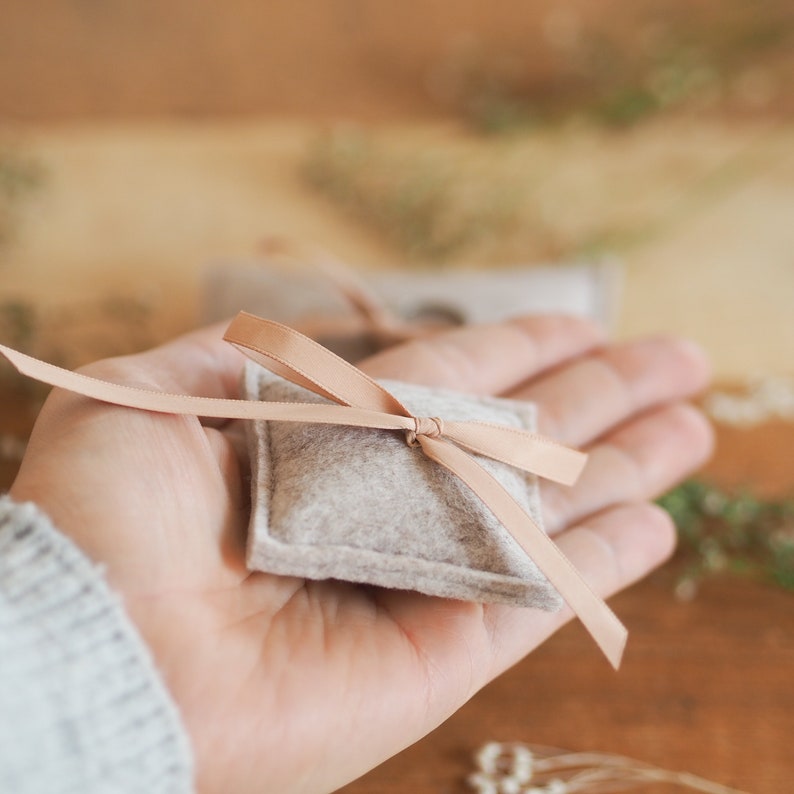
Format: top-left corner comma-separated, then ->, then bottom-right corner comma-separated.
302,121 -> 753,263
443,0 -> 792,132
0,295 -> 156,398
0,150 -> 44,247
659,480 -> 794,595
303,3 -> 790,261
303,130 -> 524,261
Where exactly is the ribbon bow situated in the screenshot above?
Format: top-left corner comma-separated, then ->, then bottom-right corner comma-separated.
0,312 -> 627,667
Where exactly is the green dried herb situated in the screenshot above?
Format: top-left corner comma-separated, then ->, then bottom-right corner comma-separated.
303,131 -> 522,261
441,0 -> 791,132
0,150 -> 44,246
659,480 -> 794,595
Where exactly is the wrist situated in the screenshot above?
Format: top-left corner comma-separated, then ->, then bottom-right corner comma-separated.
0,496 -> 195,793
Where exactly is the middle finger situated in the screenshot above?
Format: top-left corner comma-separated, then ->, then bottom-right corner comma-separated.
509,336 -> 710,446
540,401 -> 714,535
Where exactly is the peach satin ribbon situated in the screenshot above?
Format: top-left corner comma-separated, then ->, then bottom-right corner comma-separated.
0,311 -> 627,668
259,236 -> 452,345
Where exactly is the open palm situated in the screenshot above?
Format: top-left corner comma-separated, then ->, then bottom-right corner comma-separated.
10,315 -> 711,794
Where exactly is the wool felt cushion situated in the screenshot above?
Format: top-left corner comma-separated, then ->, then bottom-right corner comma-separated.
202,260 -> 621,359
243,363 -> 562,610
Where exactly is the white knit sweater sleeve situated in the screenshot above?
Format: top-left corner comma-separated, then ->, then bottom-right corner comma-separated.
0,496 -> 194,794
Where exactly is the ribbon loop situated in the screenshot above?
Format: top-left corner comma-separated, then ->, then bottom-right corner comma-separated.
225,312 -> 415,417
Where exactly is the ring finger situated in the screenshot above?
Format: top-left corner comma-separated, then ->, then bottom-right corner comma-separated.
509,336 -> 710,446
540,402 -> 714,535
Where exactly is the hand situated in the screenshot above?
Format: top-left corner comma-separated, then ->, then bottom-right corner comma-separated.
10,316 -> 712,794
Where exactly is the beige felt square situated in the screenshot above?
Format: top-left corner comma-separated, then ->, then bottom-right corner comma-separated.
243,364 -> 562,610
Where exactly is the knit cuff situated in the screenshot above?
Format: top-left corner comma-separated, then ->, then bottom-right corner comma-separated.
0,496 -> 194,794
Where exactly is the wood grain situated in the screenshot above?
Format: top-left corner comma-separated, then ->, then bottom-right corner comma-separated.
337,568 -> 794,793
338,420 -> 794,793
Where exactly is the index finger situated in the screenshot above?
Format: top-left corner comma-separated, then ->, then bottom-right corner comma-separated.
80,319 -> 248,401
359,315 -> 606,396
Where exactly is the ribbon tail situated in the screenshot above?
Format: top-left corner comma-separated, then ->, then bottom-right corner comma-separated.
445,421 -> 587,486
260,236 -> 385,324
0,344 -> 414,430
418,434 -> 627,669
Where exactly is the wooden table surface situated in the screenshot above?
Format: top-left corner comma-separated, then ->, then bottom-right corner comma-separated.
338,418 -> 794,794
1,390 -> 792,794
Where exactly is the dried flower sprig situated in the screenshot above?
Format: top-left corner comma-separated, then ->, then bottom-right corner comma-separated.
705,377 -> 794,427
467,741 -> 750,794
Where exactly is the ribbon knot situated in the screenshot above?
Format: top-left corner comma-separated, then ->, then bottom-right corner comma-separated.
406,416 -> 444,447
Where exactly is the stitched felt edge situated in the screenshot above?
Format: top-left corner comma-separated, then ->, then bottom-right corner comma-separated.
243,364 -> 563,611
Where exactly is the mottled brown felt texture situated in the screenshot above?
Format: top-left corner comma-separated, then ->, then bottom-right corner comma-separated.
243,364 -> 562,610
